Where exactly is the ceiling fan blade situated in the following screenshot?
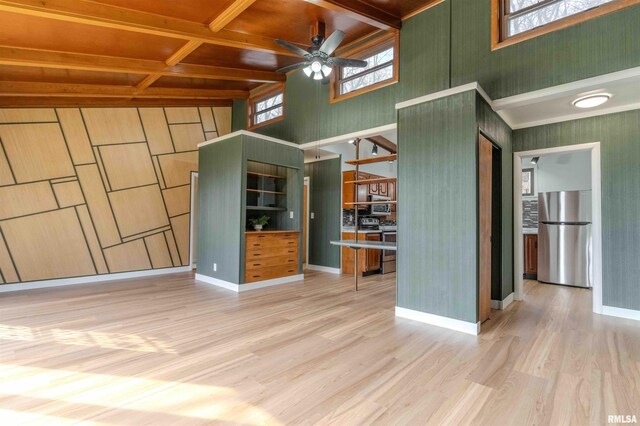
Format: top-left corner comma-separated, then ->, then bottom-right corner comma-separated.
319,30 -> 345,55
331,57 -> 368,68
276,62 -> 311,74
275,39 -> 311,58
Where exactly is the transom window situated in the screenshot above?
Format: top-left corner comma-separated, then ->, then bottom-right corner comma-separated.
330,33 -> 399,103
248,85 -> 284,129
494,0 -> 636,47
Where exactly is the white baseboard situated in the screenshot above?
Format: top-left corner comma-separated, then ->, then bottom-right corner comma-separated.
305,264 -> 341,274
195,273 -> 305,293
0,267 -> 192,293
601,305 -> 640,321
395,306 -> 481,335
491,292 -> 515,310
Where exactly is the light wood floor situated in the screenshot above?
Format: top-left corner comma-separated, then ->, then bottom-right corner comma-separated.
1,272 -> 639,425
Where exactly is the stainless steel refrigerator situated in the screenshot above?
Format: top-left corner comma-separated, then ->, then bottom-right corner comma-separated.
538,190 -> 592,288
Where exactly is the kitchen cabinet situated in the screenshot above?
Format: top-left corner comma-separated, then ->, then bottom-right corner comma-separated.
387,182 -> 396,212
524,234 -> 538,279
341,231 -> 381,276
342,171 -> 368,210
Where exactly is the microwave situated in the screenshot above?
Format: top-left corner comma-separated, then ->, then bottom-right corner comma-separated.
369,195 -> 392,216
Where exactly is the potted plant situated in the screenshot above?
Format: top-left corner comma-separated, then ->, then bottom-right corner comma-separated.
249,215 -> 270,231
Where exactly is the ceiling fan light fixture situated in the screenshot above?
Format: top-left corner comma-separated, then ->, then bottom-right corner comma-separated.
303,66 -> 312,77
310,60 -> 323,73
572,93 -> 611,109
313,71 -> 323,80
321,65 -> 332,76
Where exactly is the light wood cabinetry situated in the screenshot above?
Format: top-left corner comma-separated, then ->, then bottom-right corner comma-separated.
341,231 -> 381,276
342,171 -> 397,211
245,231 -> 299,283
524,234 -> 538,279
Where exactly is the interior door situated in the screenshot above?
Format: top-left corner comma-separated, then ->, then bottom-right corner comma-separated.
190,174 -> 198,269
479,135 -> 493,322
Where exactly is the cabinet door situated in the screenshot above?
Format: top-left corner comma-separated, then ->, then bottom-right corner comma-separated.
388,182 -> 396,212
379,182 -> 388,196
524,235 -> 538,275
365,233 -> 381,271
342,171 -> 355,209
357,184 -> 368,209
369,183 -> 379,195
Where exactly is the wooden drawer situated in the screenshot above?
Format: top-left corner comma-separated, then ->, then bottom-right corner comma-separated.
246,246 -> 298,260
246,232 -> 298,242
245,264 -> 298,283
246,255 -> 297,270
246,236 -> 298,250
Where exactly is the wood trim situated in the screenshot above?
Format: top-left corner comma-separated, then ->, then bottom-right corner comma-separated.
247,83 -> 285,130
344,177 -> 397,184
0,0 -> 299,57
492,0 -> 640,50
329,32 -> 399,104
165,41 -> 204,66
345,154 -> 397,165
136,74 -> 162,90
0,82 -> 248,99
301,0 -> 401,31
401,0 -> 445,21
208,0 -> 257,32
0,46 -> 286,84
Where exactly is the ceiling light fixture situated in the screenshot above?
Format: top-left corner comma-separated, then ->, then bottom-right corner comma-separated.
372,145 -> 378,156
303,66 -> 312,77
348,139 -> 355,144
572,93 -> 611,109
531,157 -> 540,165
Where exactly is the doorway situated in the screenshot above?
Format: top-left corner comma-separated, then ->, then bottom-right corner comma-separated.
478,134 -> 503,323
513,143 -> 603,313
303,177 -> 309,266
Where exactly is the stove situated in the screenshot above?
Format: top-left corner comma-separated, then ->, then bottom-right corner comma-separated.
359,217 -> 380,230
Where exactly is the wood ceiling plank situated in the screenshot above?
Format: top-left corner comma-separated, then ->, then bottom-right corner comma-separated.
302,0 -> 401,31
0,97 -> 233,107
0,82 -> 249,99
0,0 -> 299,56
0,46 -> 285,83
209,0 -> 257,32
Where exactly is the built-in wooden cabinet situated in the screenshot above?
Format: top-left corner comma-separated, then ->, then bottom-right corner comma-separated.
245,231 -> 299,283
524,234 -> 538,279
341,231 -> 381,276
342,171 -> 396,210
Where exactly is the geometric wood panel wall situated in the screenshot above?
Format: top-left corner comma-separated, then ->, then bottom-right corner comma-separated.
0,106 -> 230,285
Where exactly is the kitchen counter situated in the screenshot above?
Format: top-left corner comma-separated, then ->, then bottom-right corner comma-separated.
523,228 -> 538,235
342,227 -> 382,234
245,230 -> 299,234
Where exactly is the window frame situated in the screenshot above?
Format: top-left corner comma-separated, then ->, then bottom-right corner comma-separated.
247,83 -> 285,130
492,0 -> 640,50
522,168 -> 535,196
330,32 -> 399,104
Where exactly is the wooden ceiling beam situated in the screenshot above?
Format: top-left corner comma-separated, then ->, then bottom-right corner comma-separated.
0,0 -> 299,56
367,135 -> 397,154
0,97 -> 233,107
302,0 -> 401,31
0,82 -> 249,99
0,46 -> 285,83
209,0 -> 257,32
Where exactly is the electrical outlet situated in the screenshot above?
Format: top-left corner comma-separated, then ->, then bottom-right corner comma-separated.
289,211 -> 294,219
213,263 -> 217,272
311,212 -> 315,219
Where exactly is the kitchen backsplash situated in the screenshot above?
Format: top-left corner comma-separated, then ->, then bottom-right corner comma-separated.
523,199 -> 538,229
343,209 -> 355,227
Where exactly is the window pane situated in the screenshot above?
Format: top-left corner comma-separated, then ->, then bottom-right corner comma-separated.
255,93 -> 283,113
522,171 -> 532,195
341,64 -> 394,95
254,106 -> 283,125
342,47 -> 394,79
509,0 -> 546,12
508,0 -> 613,36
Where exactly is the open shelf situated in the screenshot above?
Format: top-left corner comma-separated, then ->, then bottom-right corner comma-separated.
344,201 -> 398,206
345,154 -> 397,166
247,189 -> 286,195
344,177 -> 397,185
247,171 -> 286,179
246,206 -> 287,211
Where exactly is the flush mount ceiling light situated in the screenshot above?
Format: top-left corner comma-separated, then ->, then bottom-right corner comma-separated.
572,93 -> 611,109
531,157 -> 540,165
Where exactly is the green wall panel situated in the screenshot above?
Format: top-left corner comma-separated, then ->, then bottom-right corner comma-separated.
513,110 -> 640,311
397,90 -> 479,323
197,136 -> 244,284
304,158 -> 342,268
232,100 -> 247,132
476,94 -> 514,301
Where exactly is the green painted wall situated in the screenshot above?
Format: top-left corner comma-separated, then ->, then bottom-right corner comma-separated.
198,135 -> 304,284
513,110 -> 640,311
304,158 -> 342,268
476,94 -> 514,301
397,90 -> 479,323
197,136 -> 244,284
232,100 -> 247,132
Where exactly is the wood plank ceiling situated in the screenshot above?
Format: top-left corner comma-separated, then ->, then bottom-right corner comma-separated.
0,0 -> 441,106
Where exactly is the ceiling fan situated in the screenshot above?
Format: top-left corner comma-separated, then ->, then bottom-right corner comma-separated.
275,29 -> 368,81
